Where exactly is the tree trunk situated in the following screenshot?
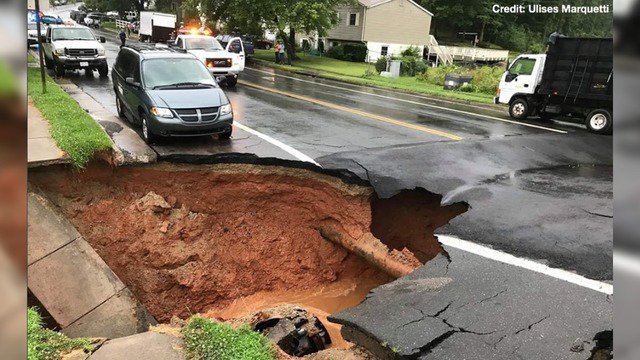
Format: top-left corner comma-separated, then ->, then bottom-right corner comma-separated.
480,20 -> 486,42
287,27 -> 296,64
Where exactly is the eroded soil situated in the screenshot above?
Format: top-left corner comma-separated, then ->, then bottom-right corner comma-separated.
29,162 -> 467,335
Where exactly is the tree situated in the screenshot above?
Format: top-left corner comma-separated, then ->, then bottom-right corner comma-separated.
220,0 -> 353,64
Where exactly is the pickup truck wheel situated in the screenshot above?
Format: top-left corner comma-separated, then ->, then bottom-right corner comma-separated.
218,127 -> 232,140
44,56 -> 54,70
54,64 -> 65,77
509,99 -> 529,120
226,76 -> 238,88
98,64 -> 108,77
141,114 -> 158,143
585,109 -> 612,135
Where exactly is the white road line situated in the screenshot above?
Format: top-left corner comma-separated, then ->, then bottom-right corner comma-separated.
246,67 -> 568,134
438,235 -> 613,295
233,122 -> 321,166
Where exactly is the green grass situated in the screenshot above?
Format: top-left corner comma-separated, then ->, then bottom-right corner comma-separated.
252,50 -> 496,104
28,307 -> 93,360
101,21 -> 118,32
27,67 -> 112,167
182,315 -> 276,360
28,53 -> 37,63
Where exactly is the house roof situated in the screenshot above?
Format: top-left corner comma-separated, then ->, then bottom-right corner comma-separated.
358,0 -> 434,16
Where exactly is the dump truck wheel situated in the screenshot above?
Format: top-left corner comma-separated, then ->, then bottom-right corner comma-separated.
509,98 -> 529,120
585,109 -> 612,135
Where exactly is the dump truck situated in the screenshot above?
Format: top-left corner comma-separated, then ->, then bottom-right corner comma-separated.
496,34 -> 613,134
139,11 -> 176,43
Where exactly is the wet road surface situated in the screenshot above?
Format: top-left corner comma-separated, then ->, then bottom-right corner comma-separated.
57,30 -> 612,280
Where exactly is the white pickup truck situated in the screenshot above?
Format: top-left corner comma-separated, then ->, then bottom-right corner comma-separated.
41,24 -> 108,77
171,34 -> 245,87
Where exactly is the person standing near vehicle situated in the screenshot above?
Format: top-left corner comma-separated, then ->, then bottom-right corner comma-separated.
274,42 -> 280,63
278,42 -> 286,64
118,29 -> 126,47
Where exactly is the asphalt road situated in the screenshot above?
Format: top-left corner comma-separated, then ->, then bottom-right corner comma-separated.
51,27 -> 612,281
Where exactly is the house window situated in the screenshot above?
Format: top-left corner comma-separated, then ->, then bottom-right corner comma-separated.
349,13 -> 358,26
381,45 -> 389,56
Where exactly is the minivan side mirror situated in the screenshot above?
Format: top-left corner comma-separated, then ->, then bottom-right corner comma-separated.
125,77 -> 140,87
40,35 -> 47,43
99,36 -> 106,43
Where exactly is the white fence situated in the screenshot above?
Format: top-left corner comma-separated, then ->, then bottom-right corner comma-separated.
115,19 -> 130,29
438,46 -> 509,63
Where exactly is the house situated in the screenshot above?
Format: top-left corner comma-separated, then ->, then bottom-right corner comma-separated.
323,0 -> 433,62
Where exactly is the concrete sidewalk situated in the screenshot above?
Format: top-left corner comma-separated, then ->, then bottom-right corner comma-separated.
28,99 -> 68,167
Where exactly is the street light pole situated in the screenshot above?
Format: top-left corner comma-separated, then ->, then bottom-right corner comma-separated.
35,0 -> 46,93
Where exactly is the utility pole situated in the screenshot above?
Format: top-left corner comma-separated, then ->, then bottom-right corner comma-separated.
35,0 -> 46,93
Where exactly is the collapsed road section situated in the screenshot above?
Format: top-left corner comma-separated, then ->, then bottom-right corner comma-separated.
29,160 -> 468,356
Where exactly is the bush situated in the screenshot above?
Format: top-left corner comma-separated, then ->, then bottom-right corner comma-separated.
325,43 -> 367,62
325,45 -> 344,60
397,56 -> 427,76
400,46 -> 421,58
415,64 -> 502,95
182,315 -> 276,360
375,57 -> 388,73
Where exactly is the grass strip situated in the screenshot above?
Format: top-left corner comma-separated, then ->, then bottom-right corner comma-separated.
182,315 -> 276,360
27,67 -> 112,167
252,50 -> 496,104
28,307 -> 93,360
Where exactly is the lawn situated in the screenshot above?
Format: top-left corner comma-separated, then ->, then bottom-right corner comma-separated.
101,21 -> 118,32
182,315 -> 276,360
252,49 -> 496,104
28,307 -> 94,360
27,67 -> 112,167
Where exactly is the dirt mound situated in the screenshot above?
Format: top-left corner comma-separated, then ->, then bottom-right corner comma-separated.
29,163 -> 466,326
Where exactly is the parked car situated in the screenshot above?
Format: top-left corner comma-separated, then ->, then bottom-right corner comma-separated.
111,44 -> 234,143
40,15 -> 63,25
84,12 -> 109,28
27,22 -> 46,46
41,24 -> 108,77
216,34 -> 254,57
70,10 -> 87,23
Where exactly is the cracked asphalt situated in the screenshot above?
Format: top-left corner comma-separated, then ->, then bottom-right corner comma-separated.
46,17 -> 613,358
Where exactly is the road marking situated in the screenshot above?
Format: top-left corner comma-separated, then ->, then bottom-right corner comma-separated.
245,67 -> 568,134
238,80 -> 464,141
438,235 -> 613,295
232,122 -> 320,166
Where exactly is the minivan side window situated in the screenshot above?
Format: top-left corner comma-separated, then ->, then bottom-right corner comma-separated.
116,50 -> 136,79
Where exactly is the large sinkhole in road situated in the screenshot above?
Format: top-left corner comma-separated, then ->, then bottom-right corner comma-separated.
30,162 -> 467,345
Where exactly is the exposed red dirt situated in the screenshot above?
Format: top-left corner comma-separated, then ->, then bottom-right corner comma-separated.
29,162 -> 466,331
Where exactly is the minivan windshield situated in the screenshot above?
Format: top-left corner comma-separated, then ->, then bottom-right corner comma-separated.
52,28 -> 95,41
185,37 -> 224,51
142,58 -> 217,89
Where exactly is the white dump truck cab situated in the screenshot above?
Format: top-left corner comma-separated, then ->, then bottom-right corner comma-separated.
495,54 -> 546,107
172,34 -> 245,88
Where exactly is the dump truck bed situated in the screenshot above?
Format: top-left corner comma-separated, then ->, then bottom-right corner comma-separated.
538,37 -> 613,102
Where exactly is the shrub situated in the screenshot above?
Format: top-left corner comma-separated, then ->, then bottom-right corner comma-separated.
325,43 -> 367,62
342,43 -> 367,62
400,46 -> 421,58
395,56 -> 427,76
375,57 -> 388,73
182,315 -> 276,360
325,45 -> 344,60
